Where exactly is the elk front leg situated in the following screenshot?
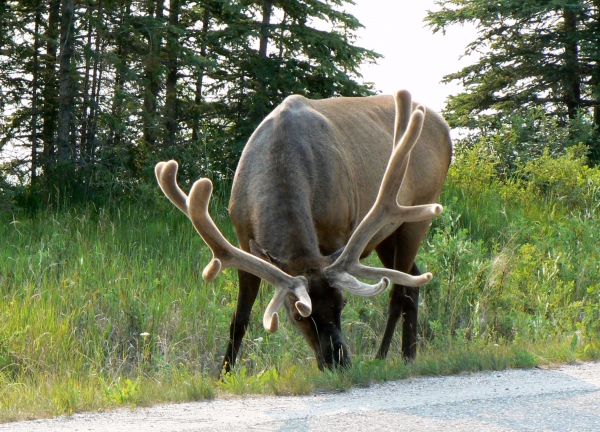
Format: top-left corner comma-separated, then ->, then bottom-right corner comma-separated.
222,270 -> 261,375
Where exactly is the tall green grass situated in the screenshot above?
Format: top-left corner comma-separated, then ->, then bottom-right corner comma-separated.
1,148 -> 599,421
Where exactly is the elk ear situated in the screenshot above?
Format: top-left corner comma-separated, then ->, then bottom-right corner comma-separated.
249,240 -> 285,268
328,247 -> 345,264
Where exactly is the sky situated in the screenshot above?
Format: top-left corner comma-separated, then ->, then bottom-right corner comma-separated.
345,1 -> 478,113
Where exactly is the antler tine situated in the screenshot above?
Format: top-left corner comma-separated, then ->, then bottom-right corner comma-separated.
155,160 -> 312,333
324,94 -> 443,294
155,160 -> 191,216
262,282 -> 312,333
379,105 -> 427,205
393,89 -> 412,148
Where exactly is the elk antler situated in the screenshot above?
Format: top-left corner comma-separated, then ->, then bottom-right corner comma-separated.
155,161 -> 312,332
323,90 -> 443,295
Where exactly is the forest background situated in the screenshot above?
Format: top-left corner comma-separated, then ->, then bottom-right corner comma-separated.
1,0 -> 600,421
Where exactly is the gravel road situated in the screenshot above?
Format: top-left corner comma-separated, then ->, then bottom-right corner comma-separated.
2,361 -> 599,431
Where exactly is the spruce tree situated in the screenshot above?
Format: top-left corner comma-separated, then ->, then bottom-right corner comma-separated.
427,0 -> 600,157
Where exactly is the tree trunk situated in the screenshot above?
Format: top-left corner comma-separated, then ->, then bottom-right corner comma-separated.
143,0 -> 164,150
562,5 -> 582,120
88,50 -> 104,164
31,1 -> 42,187
110,1 -> 132,154
86,0 -> 104,165
192,6 -> 210,144
259,0 -> 272,60
57,0 -> 76,164
40,0 -> 60,179
253,0 -> 272,123
80,1 -> 92,165
590,0 -> 600,160
164,0 -> 180,150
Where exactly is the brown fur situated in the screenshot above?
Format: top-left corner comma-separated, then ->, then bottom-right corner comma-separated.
224,93 -> 452,371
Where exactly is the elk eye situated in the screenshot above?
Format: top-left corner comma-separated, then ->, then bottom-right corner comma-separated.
294,314 -> 302,321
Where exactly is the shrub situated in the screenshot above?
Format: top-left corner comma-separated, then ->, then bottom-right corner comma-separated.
419,141 -> 600,347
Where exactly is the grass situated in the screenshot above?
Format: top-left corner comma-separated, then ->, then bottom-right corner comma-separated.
1,148 -> 600,422
0,337 -> 596,422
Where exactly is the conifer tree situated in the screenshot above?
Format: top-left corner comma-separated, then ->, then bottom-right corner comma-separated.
427,0 -> 600,157
0,0 -> 379,207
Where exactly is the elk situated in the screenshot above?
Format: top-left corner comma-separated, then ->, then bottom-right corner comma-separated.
155,90 -> 452,372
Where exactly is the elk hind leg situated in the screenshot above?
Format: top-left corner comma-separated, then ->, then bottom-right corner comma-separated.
375,220 -> 431,361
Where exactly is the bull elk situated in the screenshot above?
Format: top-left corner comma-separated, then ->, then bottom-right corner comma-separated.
155,90 -> 452,372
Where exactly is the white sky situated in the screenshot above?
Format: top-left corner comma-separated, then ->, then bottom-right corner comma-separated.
346,1 -> 478,113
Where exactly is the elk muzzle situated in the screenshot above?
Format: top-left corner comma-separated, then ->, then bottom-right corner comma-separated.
317,328 -> 351,370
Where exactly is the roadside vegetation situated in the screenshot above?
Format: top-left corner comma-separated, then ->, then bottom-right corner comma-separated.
3,0 -> 600,424
2,118 -> 599,421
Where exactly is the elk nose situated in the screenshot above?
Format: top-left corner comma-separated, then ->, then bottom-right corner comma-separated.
332,342 -> 351,368
321,338 -> 351,369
